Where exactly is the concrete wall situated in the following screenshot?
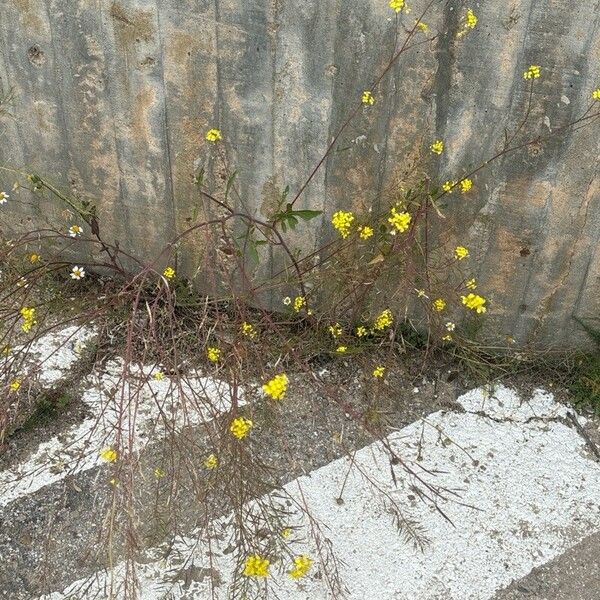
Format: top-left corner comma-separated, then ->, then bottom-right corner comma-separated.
0,0 -> 599,348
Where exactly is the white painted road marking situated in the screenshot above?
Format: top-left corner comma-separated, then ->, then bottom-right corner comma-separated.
1,333 -> 244,507
39,385 -> 600,599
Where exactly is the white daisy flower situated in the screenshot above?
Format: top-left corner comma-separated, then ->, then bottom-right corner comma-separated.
69,225 -> 83,237
71,266 -> 85,280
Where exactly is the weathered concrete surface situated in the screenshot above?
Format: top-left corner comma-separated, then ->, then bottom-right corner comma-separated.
0,0 -> 599,347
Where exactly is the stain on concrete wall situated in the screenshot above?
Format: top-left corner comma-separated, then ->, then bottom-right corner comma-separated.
0,0 -> 598,348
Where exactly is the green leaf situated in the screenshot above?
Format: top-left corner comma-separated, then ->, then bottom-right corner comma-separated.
291,209 -> 322,221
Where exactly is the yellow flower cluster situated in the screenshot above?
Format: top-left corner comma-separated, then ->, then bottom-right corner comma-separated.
243,554 -> 270,577
593,88 -> 600,100
461,293 -> 487,313
355,325 -> 368,337
100,447 -> 118,462
460,178 -> 473,193
20,307 -> 36,333
153,371 -> 165,381
241,321 -> 257,338
163,266 -> 175,280
454,246 -> 469,260
466,278 -> 477,290
30,254 -> 41,263
415,20 -> 428,32
328,323 -> 343,337
154,467 -> 165,478
204,453 -> 218,469
373,366 -> 385,378
336,345 -> 347,353
523,65 -> 541,80
262,373 -> 289,400
362,90 -> 375,105
373,308 -> 393,330
358,225 -> 374,240
433,298 -> 446,311
230,416 -> 253,439
289,555 -> 313,579
388,207 -> 411,233
332,210 -> 355,239
389,0 -> 405,12
207,347 -> 220,362
293,296 -> 306,312
9,378 -> 21,392
457,8 -> 477,36
430,140 -> 444,155
205,128 -> 222,142
442,180 -> 456,193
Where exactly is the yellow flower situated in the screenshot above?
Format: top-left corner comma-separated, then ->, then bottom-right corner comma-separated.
204,453 -> 218,469
358,225 -> 374,240
445,322 -> 456,332
442,180 -> 456,193
281,528 -> 292,539
430,140 -> 444,155
328,323 -> 343,337
293,296 -> 306,312
388,207 -> 411,233
454,246 -> 469,260
262,373 -> 289,400
523,65 -> 541,80
100,447 -> 118,462
241,321 -> 257,338
415,20 -> 429,32
373,366 -> 385,378
163,266 -> 175,280
389,0 -> 405,12
30,254 -> 41,263
68,224 -> 83,237
207,347 -> 221,362
332,210 -> 355,239
433,298 -> 446,312
465,8 -> 477,28
362,90 -> 375,105
355,325 -> 368,337
466,278 -> 477,290
20,307 -> 37,332
289,555 -> 313,579
9,378 -> 21,392
70,266 -> 85,280
336,345 -> 347,353
461,293 -> 487,313
593,88 -> 600,100
154,467 -> 165,478
460,178 -> 473,193
373,308 -> 393,330
0,191 -> 8,204
230,416 -> 253,439
243,554 -> 270,578
153,371 -> 165,381
205,128 -> 222,142
442,334 -> 453,341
